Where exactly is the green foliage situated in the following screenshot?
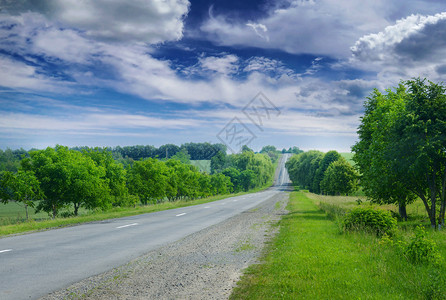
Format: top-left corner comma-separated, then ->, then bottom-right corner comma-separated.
170,148 -> 191,164
312,150 -> 341,194
404,226 -> 441,265
285,150 -> 323,190
286,150 -> 356,196
0,170 -> 43,219
22,146 -> 111,217
343,207 -> 397,236
353,78 -> 446,228
320,158 -> 358,196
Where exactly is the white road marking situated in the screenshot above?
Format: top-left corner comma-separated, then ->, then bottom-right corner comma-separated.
116,223 -> 138,229
204,206 -> 211,208
176,213 -> 186,217
233,199 -> 238,202
0,249 -> 12,254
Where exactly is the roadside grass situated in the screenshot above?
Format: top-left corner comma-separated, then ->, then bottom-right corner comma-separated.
0,184 -> 273,237
231,191 -> 446,299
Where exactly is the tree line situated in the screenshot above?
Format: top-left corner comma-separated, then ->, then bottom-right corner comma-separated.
0,145 -> 275,219
72,142 -> 227,161
286,150 -> 358,196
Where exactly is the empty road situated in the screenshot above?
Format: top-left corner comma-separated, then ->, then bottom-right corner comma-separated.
0,154 -> 291,300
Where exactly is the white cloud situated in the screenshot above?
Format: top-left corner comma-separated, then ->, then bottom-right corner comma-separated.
246,23 -> 269,41
0,55 -> 72,92
198,54 -> 239,75
0,0 -> 190,43
199,0 -> 394,57
350,12 -> 446,85
0,112 -> 201,132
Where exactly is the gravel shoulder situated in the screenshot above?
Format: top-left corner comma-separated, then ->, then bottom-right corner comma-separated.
41,191 -> 289,300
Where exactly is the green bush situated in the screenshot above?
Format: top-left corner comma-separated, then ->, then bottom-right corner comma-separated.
404,226 -> 441,265
343,207 -> 396,236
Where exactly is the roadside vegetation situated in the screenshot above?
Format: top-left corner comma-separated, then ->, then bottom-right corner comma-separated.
0,143 -> 295,236
233,77 -> 446,299
231,191 -> 446,299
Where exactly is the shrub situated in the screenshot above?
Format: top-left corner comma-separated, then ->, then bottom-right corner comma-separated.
404,226 -> 441,265
343,207 -> 396,236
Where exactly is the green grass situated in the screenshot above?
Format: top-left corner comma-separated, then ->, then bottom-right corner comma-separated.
231,191 -> 446,299
190,160 -> 211,173
339,152 -> 355,165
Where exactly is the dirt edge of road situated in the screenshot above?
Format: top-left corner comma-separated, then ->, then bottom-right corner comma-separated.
41,191 -> 289,300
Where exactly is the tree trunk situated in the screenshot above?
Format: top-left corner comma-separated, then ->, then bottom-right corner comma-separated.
25,204 -> 29,221
74,203 -> 79,216
398,202 -> 407,221
439,199 -> 445,230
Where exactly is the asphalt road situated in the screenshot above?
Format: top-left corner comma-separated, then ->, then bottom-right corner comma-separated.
0,154 -> 291,300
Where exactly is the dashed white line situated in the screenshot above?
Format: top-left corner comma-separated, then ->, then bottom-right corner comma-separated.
176,213 -> 186,217
204,206 -> 211,208
0,249 -> 12,254
116,223 -> 138,229
233,199 -> 238,202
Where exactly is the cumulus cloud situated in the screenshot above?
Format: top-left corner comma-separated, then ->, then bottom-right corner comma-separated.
199,0 -> 394,57
0,0 -> 190,43
350,12 -> 446,83
351,12 -> 446,62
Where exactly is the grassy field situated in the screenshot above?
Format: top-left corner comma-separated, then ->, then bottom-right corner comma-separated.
339,152 -> 354,165
190,160 -> 211,173
231,191 -> 446,299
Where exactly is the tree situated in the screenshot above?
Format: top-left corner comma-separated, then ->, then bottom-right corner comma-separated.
83,148 -> 128,207
286,151 -> 324,190
22,146 -> 110,217
222,167 -> 242,192
210,151 -> 227,174
352,86 -> 415,220
312,151 -> 341,194
170,148 -> 191,164
320,158 -> 358,196
127,158 -> 168,204
0,170 -> 43,220
353,79 -> 446,227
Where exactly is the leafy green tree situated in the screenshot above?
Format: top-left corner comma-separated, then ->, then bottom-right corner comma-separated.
353,78 -> 446,227
83,148 -> 128,207
240,169 -> 256,191
320,158 -> 358,196
352,86 -> 415,220
222,167 -> 242,192
22,146 -> 110,217
127,158 -> 168,204
210,151 -> 227,174
0,170 -> 43,220
312,151 -> 341,194
210,173 -> 233,195
170,148 -> 191,164
286,151 -> 324,190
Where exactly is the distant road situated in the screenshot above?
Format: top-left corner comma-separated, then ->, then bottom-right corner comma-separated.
0,154 -> 291,300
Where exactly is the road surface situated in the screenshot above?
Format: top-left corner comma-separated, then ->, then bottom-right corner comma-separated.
0,154 -> 291,300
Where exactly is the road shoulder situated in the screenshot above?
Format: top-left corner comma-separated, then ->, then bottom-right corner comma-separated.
41,192 -> 289,300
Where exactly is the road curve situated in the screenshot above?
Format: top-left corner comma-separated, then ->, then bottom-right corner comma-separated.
0,154 -> 291,300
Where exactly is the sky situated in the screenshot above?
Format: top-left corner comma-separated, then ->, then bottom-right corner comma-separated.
1,0 -> 446,153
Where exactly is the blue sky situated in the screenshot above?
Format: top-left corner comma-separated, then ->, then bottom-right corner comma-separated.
1,0 -> 446,152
